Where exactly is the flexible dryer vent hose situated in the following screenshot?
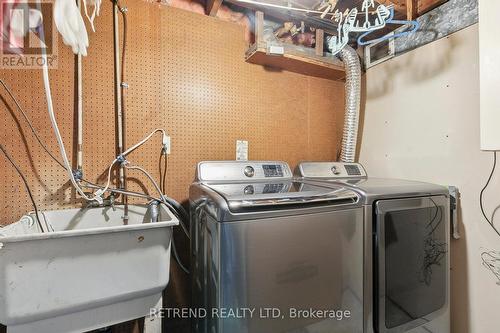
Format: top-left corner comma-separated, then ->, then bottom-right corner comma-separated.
339,45 -> 362,163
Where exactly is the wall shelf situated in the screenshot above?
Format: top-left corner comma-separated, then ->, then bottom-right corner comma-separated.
245,11 -> 345,81
245,42 -> 346,81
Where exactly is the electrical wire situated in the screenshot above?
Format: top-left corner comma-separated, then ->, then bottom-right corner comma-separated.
478,152 -> 500,284
158,151 -> 164,192
0,79 -> 66,170
5,5 -> 174,208
171,235 -> 189,274
126,161 -> 191,274
420,199 -> 446,286
0,144 -> 44,232
36,3 -> 97,203
162,153 -> 168,194
480,152 -> 500,237
1,79 -> 172,213
481,251 -> 500,285
37,0 -> 168,204
124,163 -> 190,238
33,1 -> 190,277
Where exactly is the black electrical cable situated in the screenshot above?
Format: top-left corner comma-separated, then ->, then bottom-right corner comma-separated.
0,79 -> 66,170
158,150 -> 190,274
171,235 -> 189,275
479,152 -> 500,284
162,154 -> 168,194
158,151 -> 164,191
0,144 -> 44,232
0,79 -> 154,202
479,152 -> 500,238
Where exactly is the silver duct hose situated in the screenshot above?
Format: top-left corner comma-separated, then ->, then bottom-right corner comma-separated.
339,45 -> 361,163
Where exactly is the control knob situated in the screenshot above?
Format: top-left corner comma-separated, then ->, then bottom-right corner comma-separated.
331,166 -> 341,175
244,166 -> 255,177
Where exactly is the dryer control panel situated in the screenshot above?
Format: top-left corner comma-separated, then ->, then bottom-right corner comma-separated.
298,162 -> 368,179
197,161 -> 293,182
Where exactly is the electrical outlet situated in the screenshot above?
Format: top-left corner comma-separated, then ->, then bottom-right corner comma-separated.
236,140 -> 248,161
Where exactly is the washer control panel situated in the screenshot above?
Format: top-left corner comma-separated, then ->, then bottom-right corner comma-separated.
298,162 -> 367,179
197,161 -> 292,182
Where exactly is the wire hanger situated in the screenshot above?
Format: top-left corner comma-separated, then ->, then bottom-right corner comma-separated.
357,7 -> 420,46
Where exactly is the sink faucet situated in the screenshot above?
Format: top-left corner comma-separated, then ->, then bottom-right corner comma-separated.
149,200 -> 160,223
86,194 -> 116,211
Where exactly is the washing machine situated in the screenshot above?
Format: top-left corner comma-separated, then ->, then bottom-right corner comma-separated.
190,161 -> 366,333
296,162 -> 450,333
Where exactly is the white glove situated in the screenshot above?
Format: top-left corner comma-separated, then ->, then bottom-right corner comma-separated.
54,0 -> 89,56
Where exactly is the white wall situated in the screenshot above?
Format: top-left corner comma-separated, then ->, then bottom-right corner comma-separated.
359,24 -> 500,333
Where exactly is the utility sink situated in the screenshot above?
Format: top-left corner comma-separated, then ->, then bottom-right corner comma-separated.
0,204 -> 178,333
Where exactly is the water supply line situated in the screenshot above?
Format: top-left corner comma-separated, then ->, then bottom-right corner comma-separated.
339,45 -> 361,163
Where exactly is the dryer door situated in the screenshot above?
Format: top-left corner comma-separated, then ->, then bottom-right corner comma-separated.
374,196 -> 449,333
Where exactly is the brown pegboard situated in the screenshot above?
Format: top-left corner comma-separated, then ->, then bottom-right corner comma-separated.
0,1 -> 345,226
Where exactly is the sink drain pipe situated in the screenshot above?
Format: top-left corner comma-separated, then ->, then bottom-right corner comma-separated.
339,45 -> 362,163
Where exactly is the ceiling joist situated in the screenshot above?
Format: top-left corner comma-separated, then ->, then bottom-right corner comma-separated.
206,0 -> 223,16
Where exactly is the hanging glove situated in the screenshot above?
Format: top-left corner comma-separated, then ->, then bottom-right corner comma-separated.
54,0 -> 89,56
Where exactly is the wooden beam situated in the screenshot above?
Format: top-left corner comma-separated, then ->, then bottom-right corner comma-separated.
315,29 -> 324,56
255,11 -> 264,44
418,0 -> 448,15
406,0 -> 418,20
206,0 -> 223,16
377,0 -> 406,14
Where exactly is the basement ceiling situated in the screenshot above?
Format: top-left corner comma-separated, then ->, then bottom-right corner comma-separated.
222,0 -> 448,34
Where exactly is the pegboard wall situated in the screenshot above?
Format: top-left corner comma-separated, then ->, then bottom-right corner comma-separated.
0,1 -> 345,226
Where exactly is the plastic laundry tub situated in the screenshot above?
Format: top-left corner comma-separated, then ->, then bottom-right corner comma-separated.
0,204 -> 178,333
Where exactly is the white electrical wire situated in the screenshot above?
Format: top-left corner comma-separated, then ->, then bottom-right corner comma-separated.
123,129 -> 167,156
96,129 -> 168,198
41,52 -> 97,202
37,0 -> 170,206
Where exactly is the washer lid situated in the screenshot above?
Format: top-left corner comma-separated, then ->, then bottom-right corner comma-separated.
205,181 -> 359,211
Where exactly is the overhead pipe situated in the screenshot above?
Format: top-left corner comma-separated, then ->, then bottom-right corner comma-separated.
339,45 -> 361,163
